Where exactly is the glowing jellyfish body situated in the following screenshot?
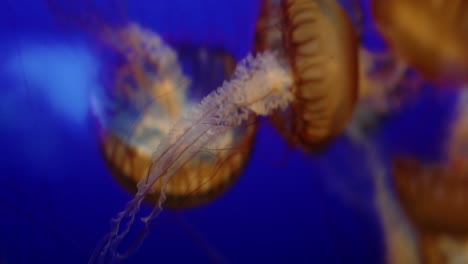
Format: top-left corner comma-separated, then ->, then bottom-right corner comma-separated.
256,0 -> 358,150
92,24 -> 256,208
372,0 -> 468,84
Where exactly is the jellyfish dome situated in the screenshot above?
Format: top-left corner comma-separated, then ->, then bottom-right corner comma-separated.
372,0 -> 468,85
255,0 -> 359,151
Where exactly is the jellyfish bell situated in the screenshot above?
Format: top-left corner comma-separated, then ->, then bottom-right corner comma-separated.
393,157 -> 468,235
255,0 -> 359,151
392,157 -> 468,264
372,0 -> 468,85
92,23 -> 257,209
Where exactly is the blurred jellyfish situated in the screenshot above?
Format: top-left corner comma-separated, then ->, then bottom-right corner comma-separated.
372,0 -> 468,85
389,89 -> 468,263
255,0 -> 359,151
92,23 -> 257,209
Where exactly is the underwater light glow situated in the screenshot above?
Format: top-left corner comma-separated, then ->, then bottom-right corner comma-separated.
5,41 -> 98,125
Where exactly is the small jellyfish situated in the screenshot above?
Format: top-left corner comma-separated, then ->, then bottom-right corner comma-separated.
92,23 -> 257,209
372,0 -> 468,84
255,0 -> 359,150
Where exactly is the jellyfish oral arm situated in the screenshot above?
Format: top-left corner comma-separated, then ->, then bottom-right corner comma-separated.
93,51 -> 293,262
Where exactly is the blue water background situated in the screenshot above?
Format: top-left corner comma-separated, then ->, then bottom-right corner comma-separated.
0,0 -> 456,263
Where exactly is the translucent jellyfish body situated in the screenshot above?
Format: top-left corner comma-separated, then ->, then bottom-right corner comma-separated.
255,0 -> 358,150
372,0 -> 468,84
92,24 -> 257,208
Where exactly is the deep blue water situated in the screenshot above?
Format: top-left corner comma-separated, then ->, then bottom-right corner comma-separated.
0,0 -> 456,263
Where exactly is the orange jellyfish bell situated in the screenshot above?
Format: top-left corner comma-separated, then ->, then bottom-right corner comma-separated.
392,157 -> 468,264
93,23 -> 257,208
255,0 -> 358,150
393,157 -> 468,235
372,0 -> 468,85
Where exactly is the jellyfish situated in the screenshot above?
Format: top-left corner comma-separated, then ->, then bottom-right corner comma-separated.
255,0 -> 359,151
392,158 -> 468,264
388,89 -> 468,263
90,29 -> 294,260
371,0 -> 468,85
92,23 -> 258,209
46,0 -> 260,209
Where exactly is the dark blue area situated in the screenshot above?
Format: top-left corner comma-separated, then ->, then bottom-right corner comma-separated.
381,85 -> 458,163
